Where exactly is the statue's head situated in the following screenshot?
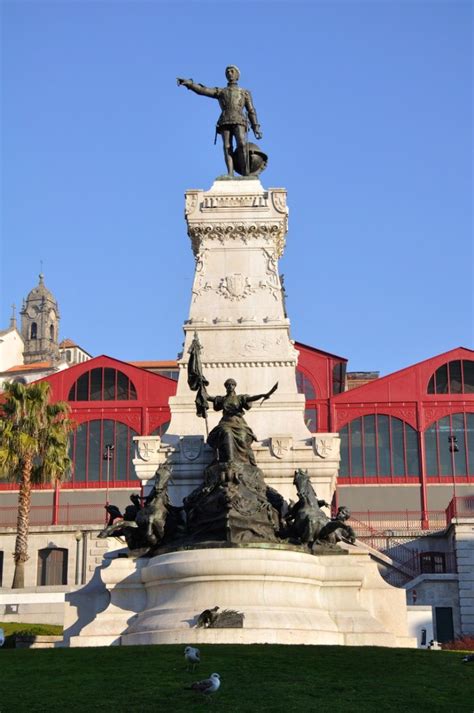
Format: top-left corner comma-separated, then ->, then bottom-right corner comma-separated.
336,506 -> 351,522
224,378 -> 237,392
225,65 -> 240,83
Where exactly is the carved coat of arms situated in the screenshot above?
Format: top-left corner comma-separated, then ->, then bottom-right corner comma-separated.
270,436 -> 292,459
136,438 -> 158,462
181,436 -> 203,461
218,273 -> 254,301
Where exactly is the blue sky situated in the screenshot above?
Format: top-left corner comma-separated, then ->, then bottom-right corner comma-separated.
1,0 -> 472,374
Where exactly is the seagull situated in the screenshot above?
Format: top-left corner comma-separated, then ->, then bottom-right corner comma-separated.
0,628 -> 4,647
184,645 -> 200,671
462,653 -> 474,663
185,672 -> 220,699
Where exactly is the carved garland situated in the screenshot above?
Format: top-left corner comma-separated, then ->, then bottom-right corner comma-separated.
187,221 -> 287,258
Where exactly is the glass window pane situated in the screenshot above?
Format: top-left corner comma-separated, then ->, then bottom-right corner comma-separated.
339,426 -> 349,477
68,383 -> 76,400
462,361 -> 474,393
449,361 -> 462,394
405,425 -> 420,476
130,427 -> 138,480
438,416 -> 452,476
425,425 -> 438,476
377,415 -> 391,476
90,368 -> 102,401
87,420 -> 101,482
296,370 -> 316,399
103,368 -> 116,400
129,380 -> 137,400
116,371 -> 129,400
350,418 -> 363,476
332,363 -> 346,395
435,364 -> 449,394
116,422 -> 129,481
304,408 -> 317,433
427,375 -> 435,394
452,412 -> 467,476
391,417 -> 405,476
102,420 -> 115,481
363,415 -> 376,476
74,424 -> 87,481
466,413 -> 474,475
76,372 -> 90,401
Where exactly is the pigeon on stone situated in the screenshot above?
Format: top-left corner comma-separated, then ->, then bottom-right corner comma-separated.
0,628 -> 4,647
462,653 -> 474,663
184,645 -> 200,671
185,672 -> 221,698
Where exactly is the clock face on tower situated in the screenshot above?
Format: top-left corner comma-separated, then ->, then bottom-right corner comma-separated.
27,305 -> 39,318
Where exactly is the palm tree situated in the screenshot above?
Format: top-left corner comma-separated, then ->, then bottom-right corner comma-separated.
0,381 -> 74,588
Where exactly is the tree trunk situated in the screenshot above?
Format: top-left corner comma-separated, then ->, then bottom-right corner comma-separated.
12,458 -> 33,589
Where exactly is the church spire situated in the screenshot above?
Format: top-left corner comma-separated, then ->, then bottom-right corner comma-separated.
20,273 -> 60,364
10,303 -> 17,329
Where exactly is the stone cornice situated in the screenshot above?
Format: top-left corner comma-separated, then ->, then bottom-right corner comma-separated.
187,220 -> 287,258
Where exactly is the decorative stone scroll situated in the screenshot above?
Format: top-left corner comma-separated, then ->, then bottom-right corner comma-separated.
187,221 -> 287,258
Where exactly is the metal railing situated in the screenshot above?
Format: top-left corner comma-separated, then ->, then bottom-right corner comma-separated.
445,495 -> 474,523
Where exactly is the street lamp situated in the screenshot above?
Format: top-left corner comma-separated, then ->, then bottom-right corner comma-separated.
448,434 -> 459,516
103,444 -> 115,515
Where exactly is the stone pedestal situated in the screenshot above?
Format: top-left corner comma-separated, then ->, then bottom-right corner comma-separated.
69,546 -> 416,648
134,179 -> 339,506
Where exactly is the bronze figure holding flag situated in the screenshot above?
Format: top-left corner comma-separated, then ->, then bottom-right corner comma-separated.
187,333 -> 278,464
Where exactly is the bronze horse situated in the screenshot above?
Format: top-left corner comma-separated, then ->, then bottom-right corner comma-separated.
285,469 -> 355,548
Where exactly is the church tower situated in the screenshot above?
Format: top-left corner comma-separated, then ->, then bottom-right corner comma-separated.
20,273 -> 60,364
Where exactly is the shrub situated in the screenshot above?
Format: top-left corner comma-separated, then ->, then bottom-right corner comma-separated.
441,636 -> 474,651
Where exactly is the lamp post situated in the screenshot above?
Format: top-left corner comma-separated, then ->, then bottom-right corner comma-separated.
103,444 -> 115,518
448,433 -> 459,517
74,530 -> 82,585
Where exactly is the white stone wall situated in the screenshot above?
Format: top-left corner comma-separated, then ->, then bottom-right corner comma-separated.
453,518 -> 474,636
0,328 -> 24,372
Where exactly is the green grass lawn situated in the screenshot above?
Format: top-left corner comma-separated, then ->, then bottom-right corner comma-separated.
0,644 -> 472,713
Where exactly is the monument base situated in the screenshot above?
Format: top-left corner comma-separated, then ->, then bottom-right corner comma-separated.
67,546 -> 416,648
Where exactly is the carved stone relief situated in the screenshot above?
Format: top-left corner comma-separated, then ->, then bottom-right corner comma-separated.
313,437 -> 334,459
180,436 -> 203,461
136,438 -> 160,462
271,190 -> 287,214
217,274 -> 255,301
201,194 -> 269,210
270,436 -> 293,459
187,221 -> 287,258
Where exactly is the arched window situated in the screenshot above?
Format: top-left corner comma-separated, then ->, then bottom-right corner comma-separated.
427,360 -> 474,394
49,324 -> 54,341
30,322 -> 37,339
69,419 -> 139,483
151,421 -> 170,437
37,547 -> 68,586
339,414 -> 420,478
68,368 -> 138,401
296,369 -> 316,399
424,412 -> 474,477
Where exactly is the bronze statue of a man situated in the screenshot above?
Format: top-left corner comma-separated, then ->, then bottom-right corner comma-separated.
177,66 -> 263,177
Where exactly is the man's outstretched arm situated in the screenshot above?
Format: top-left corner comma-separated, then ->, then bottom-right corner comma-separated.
177,78 -> 218,98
